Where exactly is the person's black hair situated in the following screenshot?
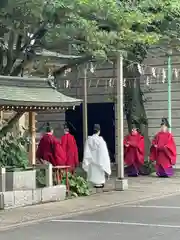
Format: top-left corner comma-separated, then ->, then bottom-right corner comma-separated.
161,117 -> 170,128
46,122 -> 52,132
64,122 -> 69,131
93,124 -> 100,134
131,122 -> 139,131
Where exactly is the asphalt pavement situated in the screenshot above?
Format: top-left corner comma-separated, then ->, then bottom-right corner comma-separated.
1,193 -> 180,240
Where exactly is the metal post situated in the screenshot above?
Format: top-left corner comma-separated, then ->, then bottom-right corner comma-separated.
116,54 -> 124,179
167,53 -> 172,132
83,67 -> 88,144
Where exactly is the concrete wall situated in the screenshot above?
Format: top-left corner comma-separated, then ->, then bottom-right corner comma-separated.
0,185 -> 66,209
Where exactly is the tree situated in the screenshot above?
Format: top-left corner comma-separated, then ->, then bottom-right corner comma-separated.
0,0 -> 167,77
1,0 -> 180,143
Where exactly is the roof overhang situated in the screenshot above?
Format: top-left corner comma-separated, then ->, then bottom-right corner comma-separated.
0,75 -> 82,111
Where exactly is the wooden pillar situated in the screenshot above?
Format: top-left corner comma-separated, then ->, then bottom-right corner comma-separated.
116,54 -> 124,179
29,112 -> 36,165
0,111 -> 3,122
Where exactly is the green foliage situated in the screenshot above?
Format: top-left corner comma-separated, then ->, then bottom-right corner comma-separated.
0,132 -> 29,169
143,158 -> 155,174
36,169 -> 45,188
0,0 -> 180,78
61,172 -> 90,197
1,0 -> 180,145
36,170 -> 90,196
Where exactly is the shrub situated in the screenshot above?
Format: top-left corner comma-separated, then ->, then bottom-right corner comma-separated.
0,132 -> 29,169
61,172 -> 90,197
142,159 -> 155,175
36,170 -> 90,196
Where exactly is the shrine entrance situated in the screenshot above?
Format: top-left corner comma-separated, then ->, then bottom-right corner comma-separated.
65,102 -> 115,162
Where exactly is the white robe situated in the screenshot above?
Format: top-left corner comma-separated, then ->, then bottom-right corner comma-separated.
82,134 -> 111,185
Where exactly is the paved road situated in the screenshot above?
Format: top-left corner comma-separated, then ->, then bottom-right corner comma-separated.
1,193 -> 180,240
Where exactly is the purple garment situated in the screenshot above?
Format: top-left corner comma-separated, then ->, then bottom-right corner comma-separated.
125,165 -> 139,177
156,165 -> 174,177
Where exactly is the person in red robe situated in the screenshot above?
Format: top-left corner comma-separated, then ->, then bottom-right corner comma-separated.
124,124 -> 145,177
150,118 -> 176,177
36,123 -> 67,166
60,123 -> 79,172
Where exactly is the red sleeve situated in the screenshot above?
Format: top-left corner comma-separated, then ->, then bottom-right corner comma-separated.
137,135 -> 145,155
165,133 -> 177,165
149,134 -> 158,161
124,135 -> 130,157
53,140 -> 67,166
61,135 -> 68,152
135,135 -> 145,165
36,138 -> 44,160
124,135 -> 129,145
60,134 -> 79,167
72,135 -> 79,166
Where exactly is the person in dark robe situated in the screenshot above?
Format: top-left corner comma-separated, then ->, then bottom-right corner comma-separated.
150,118 -> 176,177
60,123 -> 79,172
124,124 -> 145,177
36,123 -> 67,166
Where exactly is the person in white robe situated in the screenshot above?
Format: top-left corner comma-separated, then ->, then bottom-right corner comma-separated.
82,124 -> 111,188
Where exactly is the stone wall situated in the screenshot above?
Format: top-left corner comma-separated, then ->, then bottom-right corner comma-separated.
0,185 -> 66,209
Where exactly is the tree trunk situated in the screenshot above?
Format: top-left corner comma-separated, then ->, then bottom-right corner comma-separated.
0,112 -> 25,136
124,68 -> 150,162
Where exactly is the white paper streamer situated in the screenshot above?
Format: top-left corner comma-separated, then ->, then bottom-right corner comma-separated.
109,78 -> 113,87
90,62 -> 94,73
64,68 -> 72,76
152,67 -> 156,78
137,64 -> 142,74
123,78 -> 126,87
65,80 -> 70,88
174,68 -> 178,78
96,79 -> 99,88
88,79 -> 92,88
162,68 -> 166,83
146,76 -> 149,86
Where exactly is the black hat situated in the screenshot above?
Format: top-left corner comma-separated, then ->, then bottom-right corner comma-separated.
93,124 -> 101,132
132,123 -> 137,129
131,120 -> 138,130
161,117 -> 170,128
63,122 -> 69,129
46,122 -> 52,132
